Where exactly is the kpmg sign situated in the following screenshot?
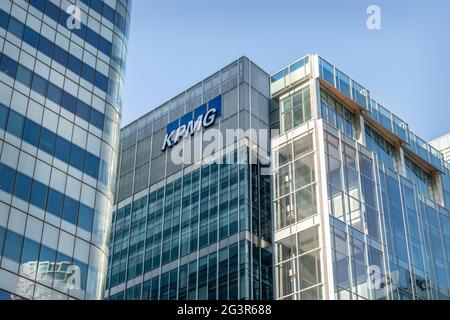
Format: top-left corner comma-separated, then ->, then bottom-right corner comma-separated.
161,96 -> 222,151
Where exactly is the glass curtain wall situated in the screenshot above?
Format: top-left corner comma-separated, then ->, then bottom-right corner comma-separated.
279,86 -> 311,134
107,146 -> 273,300
273,127 -> 322,300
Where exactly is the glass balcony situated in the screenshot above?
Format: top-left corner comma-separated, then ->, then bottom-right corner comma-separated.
271,55 -> 311,97
393,115 -> 409,142
405,132 -> 444,172
318,57 -> 370,110
317,56 -> 446,172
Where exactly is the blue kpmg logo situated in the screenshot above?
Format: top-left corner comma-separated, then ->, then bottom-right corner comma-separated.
161,95 -> 222,151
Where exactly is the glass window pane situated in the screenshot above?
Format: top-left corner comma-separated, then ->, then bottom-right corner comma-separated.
7,110 -> 24,138
23,119 -> 41,147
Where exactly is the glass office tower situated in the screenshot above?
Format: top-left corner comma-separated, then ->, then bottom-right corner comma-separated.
0,0 -> 130,299
106,57 -> 273,300
271,54 -> 450,300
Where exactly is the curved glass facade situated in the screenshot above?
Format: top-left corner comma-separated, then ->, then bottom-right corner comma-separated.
0,0 -> 130,299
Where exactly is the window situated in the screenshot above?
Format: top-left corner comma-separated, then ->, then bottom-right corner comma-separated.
290,57 -> 306,73
37,34 -> 53,57
337,71 -> 351,97
55,136 -> 70,162
298,226 -> 319,254
364,125 -> 394,169
102,5 -> 115,21
295,185 -> 316,220
199,220 -> 208,248
23,118 -> 40,147
81,65 -> 95,83
352,81 -> 368,108
0,10 -> 9,29
47,189 -> 64,218
368,247 -> 382,269
320,58 -> 335,86
0,104 -> 8,130
14,173 -> 32,202
63,92 -> 79,114
292,91 -> 304,128
98,38 -> 112,56
63,196 -> 78,225
67,55 -> 81,75
84,152 -> 99,178
52,46 -> 67,66
361,176 -> 376,208
333,251 -> 350,289
78,203 -> 94,232
23,0 -> 40,11
39,127 -> 56,155
298,250 -> 320,289
276,194 -> 293,229
404,156 -> 434,199
46,83 -> 62,104
3,230 -> 23,263
7,110 -> 24,138
277,235 -> 296,262
276,142 -> 292,168
69,145 -> 85,171
16,65 -> 33,87
275,165 -> 291,198
90,0 -> 104,14
325,132 -> 340,159
151,276 -> 159,300
76,100 -> 91,122
350,236 -> 365,263
90,109 -> 104,129
85,29 -> 99,48
0,164 -> 15,193
280,96 -> 292,133
294,154 -> 315,190
23,27 -> 39,47
321,90 -> 356,138
94,72 -> 108,92
21,238 -> 40,266
38,245 -> 56,285
9,17 -> 24,38
0,54 -> 17,78
30,181 -> 48,210
44,0 -> 59,20
31,74 -> 47,97
279,86 -> 311,134
293,134 -> 313,159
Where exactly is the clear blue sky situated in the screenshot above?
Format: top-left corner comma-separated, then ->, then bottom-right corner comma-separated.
122,0 -> 450,141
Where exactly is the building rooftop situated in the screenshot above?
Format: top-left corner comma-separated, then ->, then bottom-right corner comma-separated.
270,54 -> 448,173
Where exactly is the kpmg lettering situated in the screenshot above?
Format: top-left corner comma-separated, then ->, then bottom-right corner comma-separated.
161,96 -> 221,151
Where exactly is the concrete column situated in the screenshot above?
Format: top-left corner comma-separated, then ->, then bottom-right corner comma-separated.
432,173 -> 445,207
396,145 -> 407,177
315,119 -> 335,300
310,78 -> 321,120
356,111 -> 366,146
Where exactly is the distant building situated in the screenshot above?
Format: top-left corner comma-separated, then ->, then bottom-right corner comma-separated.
430,133 -> 450,163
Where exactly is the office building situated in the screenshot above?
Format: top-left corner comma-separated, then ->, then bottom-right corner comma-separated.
0,0 -> 131,299
106,57 -> 274,300
271,55 -> 450,300
106,53 -> 450,300
430,133 -> 450,164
